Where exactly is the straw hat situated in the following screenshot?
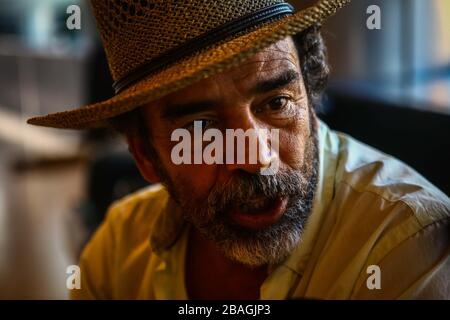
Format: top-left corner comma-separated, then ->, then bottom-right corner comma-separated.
27,0 -> 350,129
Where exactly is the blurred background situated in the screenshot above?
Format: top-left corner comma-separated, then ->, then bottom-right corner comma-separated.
0,0 -> 448,299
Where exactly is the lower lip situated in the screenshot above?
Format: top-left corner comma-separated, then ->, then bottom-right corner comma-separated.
229,197 -> 288,230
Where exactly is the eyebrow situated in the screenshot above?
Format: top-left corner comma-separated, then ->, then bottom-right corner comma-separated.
251,69 -> 300,94
161,100 -> 217,120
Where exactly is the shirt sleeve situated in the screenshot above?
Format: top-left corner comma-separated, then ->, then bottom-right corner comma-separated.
352,217 -> 450,299
69,207 -> 117,300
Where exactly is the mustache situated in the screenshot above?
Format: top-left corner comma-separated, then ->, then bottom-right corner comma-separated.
206,169 -> 308,215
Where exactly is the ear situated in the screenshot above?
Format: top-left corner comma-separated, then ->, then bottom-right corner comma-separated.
126,134 -> 161,184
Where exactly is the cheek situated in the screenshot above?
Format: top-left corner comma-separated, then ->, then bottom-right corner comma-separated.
154,140 -> 219,201
277,107 -> 311,170
173,165 -> 218,198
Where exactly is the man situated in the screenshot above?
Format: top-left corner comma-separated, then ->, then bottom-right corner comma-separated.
28,0 -> 450,299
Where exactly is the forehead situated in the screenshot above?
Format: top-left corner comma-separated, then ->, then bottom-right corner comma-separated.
156,37 -> 300,103
227,36 -> 299,82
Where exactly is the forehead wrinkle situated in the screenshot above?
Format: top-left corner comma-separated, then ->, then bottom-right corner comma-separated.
231,41 -> 299,81
231,56 -> 300,85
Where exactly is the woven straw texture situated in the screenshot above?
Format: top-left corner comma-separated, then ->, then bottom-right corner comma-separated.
28,0 -> 351,129
95,0 -> 286,81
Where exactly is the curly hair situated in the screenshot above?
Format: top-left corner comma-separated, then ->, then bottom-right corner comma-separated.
292,24 -> 330,107
109,24 -> 330,136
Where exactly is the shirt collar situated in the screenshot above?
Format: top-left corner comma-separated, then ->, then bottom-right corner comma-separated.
280,119 -> 340,274
149,195 -> 186,256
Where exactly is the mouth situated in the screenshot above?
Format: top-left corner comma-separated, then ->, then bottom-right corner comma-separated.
229,196 -> 288,230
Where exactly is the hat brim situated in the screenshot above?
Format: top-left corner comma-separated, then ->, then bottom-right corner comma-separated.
27,0 -> 350,129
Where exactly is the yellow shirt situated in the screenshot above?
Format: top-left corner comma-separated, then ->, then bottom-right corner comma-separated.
71,120 -> 450,300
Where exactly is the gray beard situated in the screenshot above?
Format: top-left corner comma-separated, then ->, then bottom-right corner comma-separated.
193,172 -> 317,267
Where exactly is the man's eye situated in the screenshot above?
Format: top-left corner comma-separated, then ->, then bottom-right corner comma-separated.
268,97 -> 288,111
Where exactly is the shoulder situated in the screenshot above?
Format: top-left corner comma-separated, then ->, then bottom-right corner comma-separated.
106,183 -> 169,232
324,129 -> 450,298
71,184 -> 169,299
332,130 -> 450,226
100,183 -> 173,258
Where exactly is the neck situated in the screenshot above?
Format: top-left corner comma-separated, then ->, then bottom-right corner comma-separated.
185,226 -> 268,300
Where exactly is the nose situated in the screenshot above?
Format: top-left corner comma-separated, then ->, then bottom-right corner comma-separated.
224,115 -> 278,175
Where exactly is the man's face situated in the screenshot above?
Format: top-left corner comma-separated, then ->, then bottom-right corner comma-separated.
136,37 -> 319,267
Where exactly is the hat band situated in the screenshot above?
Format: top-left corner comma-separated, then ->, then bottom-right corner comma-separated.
112,3 -> 294,94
